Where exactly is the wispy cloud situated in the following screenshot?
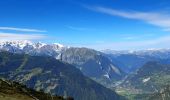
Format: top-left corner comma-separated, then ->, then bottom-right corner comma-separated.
88,6 -> 170,31
66,25 -> 88,31
123,36 -> 138,40
0,32 -> 46,41
0,27 -> 47,32
121,34 -> 154,40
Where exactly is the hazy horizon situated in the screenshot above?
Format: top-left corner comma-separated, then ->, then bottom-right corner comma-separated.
0,0 -> 170,50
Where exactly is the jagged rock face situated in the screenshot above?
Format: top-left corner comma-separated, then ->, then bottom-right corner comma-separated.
61,48 -> 124,85
0,52 -> 124,100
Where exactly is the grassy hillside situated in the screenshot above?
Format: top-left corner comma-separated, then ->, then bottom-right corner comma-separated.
0,78 -> 72,100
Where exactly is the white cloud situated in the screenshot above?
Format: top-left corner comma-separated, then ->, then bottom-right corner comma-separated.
89,6 -> 170,31
0,32 -> 46,41
0,27 -> 47,32
122,36 -> 139,40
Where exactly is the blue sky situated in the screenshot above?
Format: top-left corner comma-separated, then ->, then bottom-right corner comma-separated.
0,0 -> 170,50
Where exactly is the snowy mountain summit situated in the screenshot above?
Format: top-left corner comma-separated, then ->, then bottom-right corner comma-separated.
102,49 -> 170,59
0,40 -> 64,49
0,40 -> 65,58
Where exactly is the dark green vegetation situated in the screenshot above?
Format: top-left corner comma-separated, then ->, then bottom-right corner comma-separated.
0,78 -> 72,100
117,85 -> 170,100
0,51 -> 124,100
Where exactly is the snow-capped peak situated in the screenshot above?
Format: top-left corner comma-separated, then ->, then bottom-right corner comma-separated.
34,42 -> 47,49
0,40 -> 66,58
0,40 -> 33,49
53,43 -> 64,48
0,40 -> 65,50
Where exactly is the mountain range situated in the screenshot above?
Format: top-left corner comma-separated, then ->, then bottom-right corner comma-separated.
1,40 -> 170,100
102,49 -> 170,73
0,51 -> 124,100
0,40 -> 125,87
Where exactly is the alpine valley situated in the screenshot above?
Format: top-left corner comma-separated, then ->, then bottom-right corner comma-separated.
0,40 -> 170,100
